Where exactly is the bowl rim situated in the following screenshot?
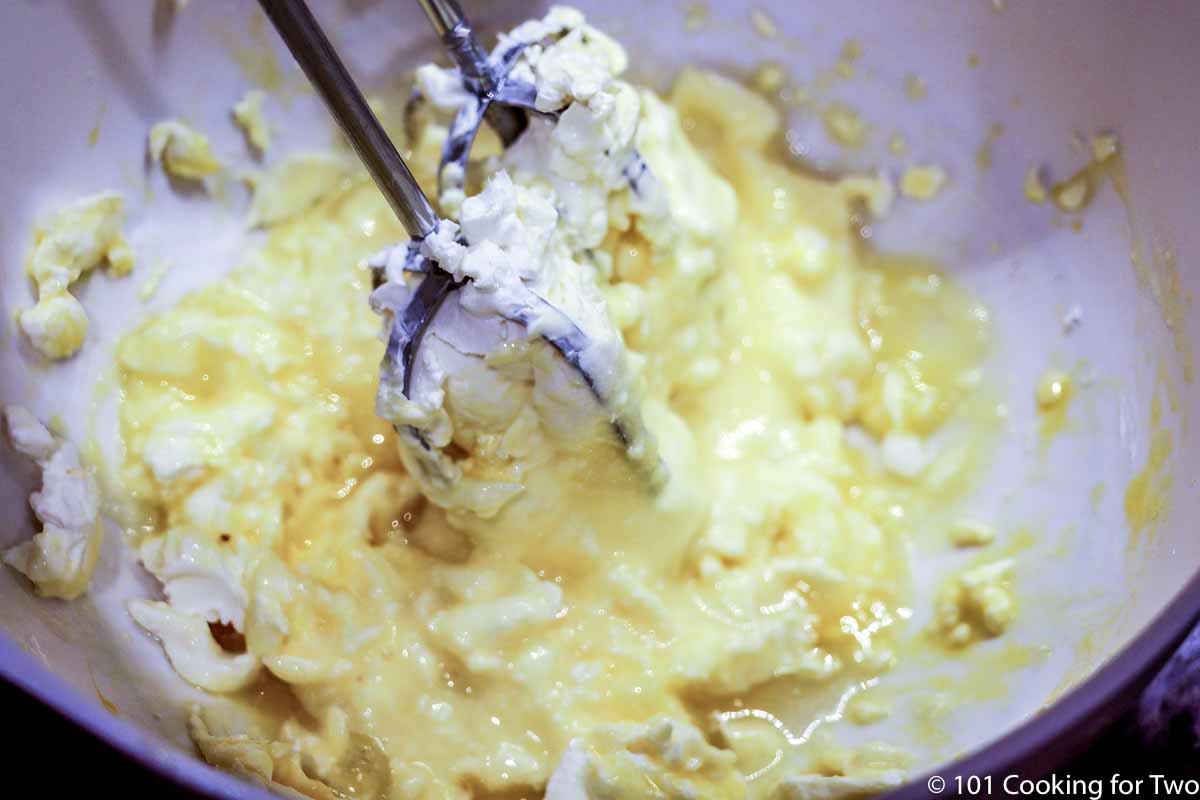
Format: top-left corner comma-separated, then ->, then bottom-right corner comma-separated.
882,571 -> 1200,798
2,570 -> 1198,799
0,633 -> 278,800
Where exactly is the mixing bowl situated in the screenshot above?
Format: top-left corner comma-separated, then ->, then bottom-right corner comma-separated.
2,1 -> 1198,797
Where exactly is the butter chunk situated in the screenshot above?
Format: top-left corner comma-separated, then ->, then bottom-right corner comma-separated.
934,558 -> 1017,646
149,119 -> 222,181
232,90 -> 271,153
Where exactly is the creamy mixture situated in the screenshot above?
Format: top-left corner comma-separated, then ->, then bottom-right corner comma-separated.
6,8 -> 1005,799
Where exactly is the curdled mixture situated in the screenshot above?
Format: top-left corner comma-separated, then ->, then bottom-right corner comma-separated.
6,8 -> 1001,800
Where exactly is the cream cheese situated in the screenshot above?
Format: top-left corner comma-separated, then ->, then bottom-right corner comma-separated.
2,406 -> 101,599
371,9 -> 675,509
17,191 -> 133,359
128,599 -> 262,692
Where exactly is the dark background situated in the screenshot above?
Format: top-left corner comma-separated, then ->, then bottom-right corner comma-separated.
4,676 -> 1197,798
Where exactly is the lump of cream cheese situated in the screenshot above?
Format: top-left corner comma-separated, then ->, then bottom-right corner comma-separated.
371,7 -> 724,516
371,168 -> 661,516
17,191 -> 133,359
2,406 -> 100,599
149,119 -> 222,181
128,600 -> 261,692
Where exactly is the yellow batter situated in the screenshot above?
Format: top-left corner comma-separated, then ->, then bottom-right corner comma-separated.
109,15 -> 994,800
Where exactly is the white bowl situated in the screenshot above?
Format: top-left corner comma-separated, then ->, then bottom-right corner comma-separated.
2,1 -> 1198,796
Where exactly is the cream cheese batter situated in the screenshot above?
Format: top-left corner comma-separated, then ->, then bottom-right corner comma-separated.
9,7 -> 1000,799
